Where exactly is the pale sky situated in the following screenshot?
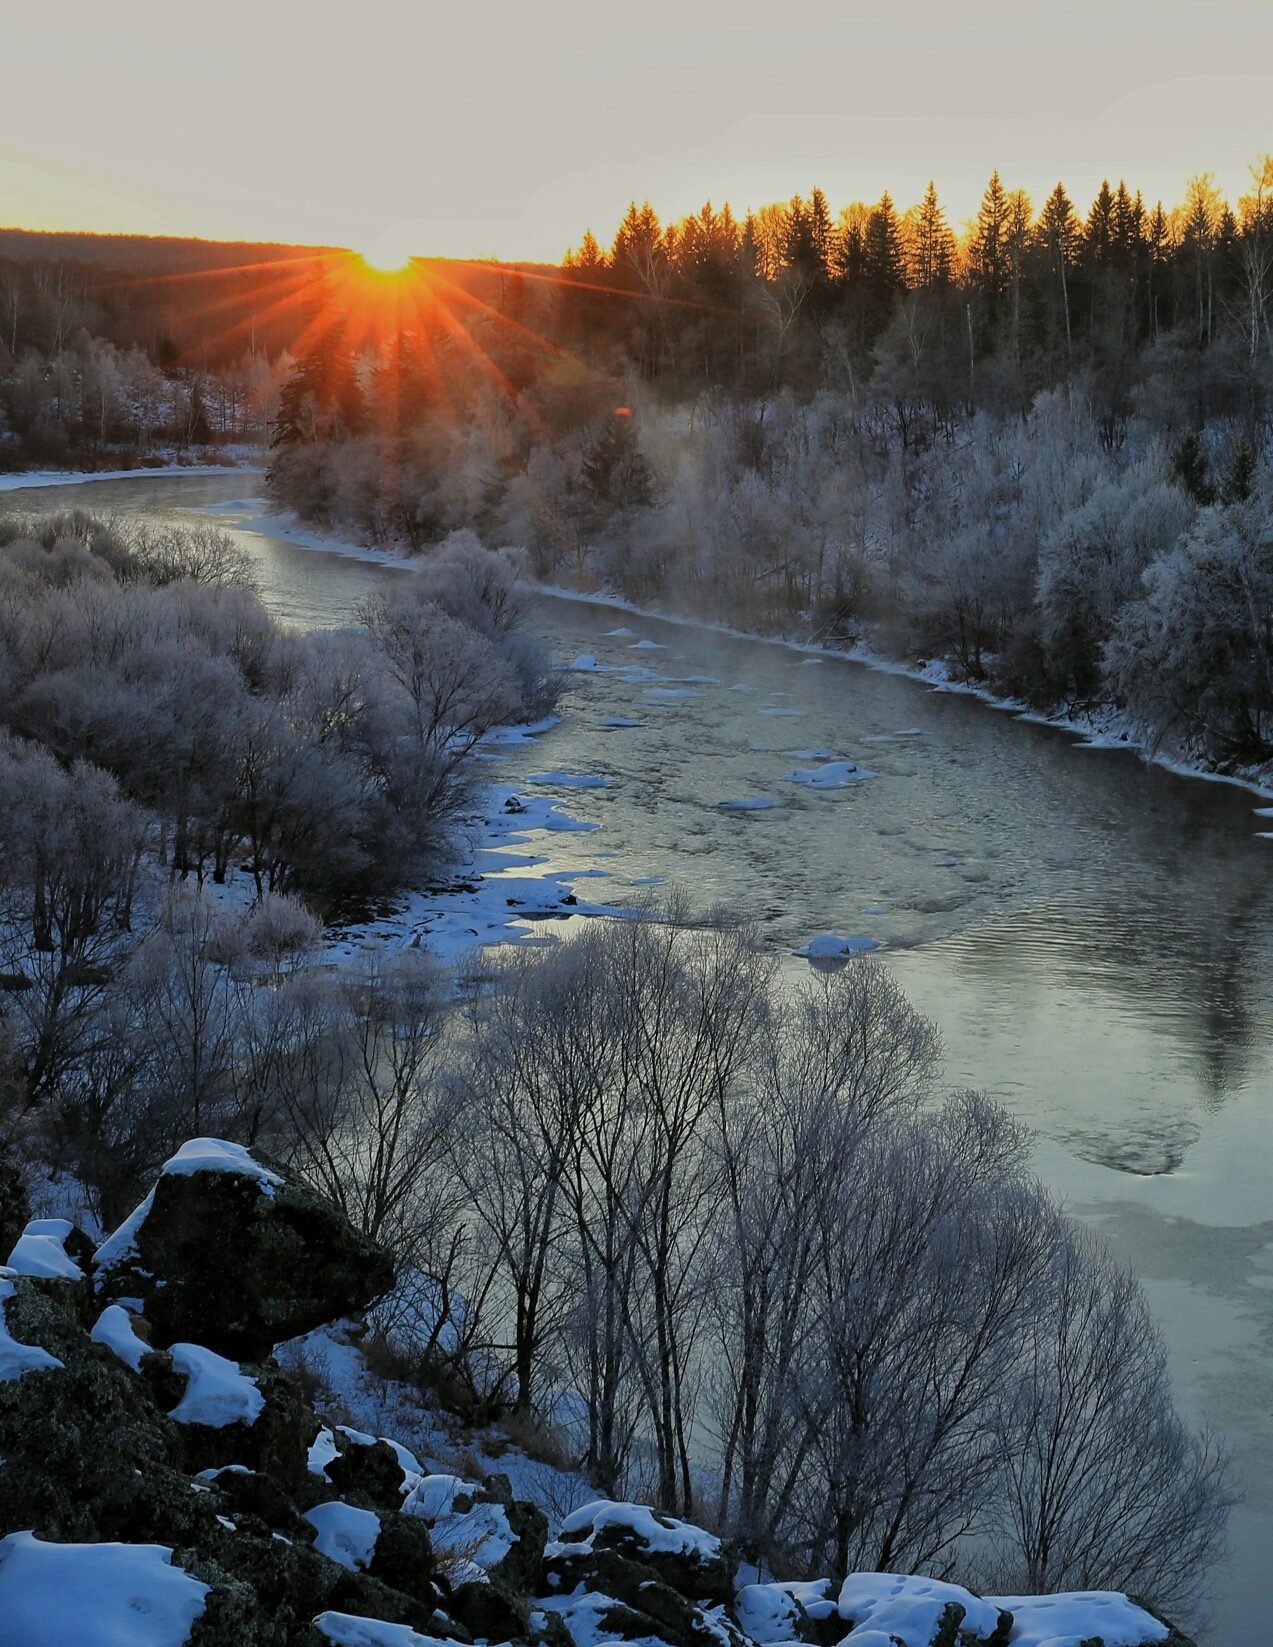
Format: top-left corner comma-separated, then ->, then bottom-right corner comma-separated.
2,1 -> 1271,264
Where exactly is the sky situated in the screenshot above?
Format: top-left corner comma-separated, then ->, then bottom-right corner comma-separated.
2,1 -> 1272,264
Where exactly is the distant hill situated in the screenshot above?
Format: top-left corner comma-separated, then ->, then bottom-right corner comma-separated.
0,228 -> 343,274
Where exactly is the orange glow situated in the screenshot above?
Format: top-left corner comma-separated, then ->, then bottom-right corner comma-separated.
359,249 -> 414,275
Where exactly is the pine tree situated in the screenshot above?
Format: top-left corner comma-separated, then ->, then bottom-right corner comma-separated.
908,182 -> 956,289
969,171 -> 1012,320
863,193 -> 906,298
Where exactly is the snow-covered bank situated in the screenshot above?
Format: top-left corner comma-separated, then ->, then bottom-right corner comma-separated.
193,489 -> 1273,807
0,460 -> 263,492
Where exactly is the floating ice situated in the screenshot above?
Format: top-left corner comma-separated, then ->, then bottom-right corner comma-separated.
894,727 -> 925,735
604,627 -> 635,636
571,654 -> 598,670
645,688 -> 700,699
783,762 -> 873,789
785,749 -> 835,760
759,707 -> 801,716
599,717 -> 643,728
795,935 -> 879,959
629,639 -> 665,649
718,796 -> 781,811
730,683 -> 754,691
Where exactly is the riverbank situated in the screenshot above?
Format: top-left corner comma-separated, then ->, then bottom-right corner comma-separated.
0,458 -> 264,493
198,499 -> 1273,808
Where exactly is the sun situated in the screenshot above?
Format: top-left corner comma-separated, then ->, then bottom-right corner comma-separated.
359,232 -> 418,274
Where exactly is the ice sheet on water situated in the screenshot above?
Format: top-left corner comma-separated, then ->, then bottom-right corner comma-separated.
0,1531 -> 210,1647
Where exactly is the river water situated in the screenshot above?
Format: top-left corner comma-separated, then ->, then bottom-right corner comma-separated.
8,470 -> 1272,1642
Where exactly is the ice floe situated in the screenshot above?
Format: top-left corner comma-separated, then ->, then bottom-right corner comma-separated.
717,796 -> 781,811
795,934 -> 880,959
783,762 -> 874,789
599,717 -> 643,727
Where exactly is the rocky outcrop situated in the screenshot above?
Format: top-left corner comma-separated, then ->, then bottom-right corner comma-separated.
93,1138 -> 395,1361
0,1136 -> 1198,1647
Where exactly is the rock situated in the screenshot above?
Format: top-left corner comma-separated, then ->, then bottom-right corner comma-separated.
325,1432 -> 411,1504
548,1499 -> 738,1606
173,1361 -> 323,1500
735,1580 -> 853,1647
450,1575 -> 532,1640
365,1512 -> 436,1605
94,1137 -> 395,1361
0,1143 -> 30,1259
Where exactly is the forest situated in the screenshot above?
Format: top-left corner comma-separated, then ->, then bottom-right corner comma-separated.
0,166 -> 1264,1623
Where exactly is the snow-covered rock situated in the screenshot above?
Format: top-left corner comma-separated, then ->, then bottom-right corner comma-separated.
548,1500 -> 735,1606
838,1573 -> 1005,1644
305,1499 -> 382,1571
167,1342 -> 265,1427
0,1531 -> 209,1647
6,1219 -> 85,1281
0,1274 -> 63,1382
986,1590 -> 1171,1647
90,1303 -> 151,1372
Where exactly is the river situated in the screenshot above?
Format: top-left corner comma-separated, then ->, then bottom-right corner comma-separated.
7,469 -> 1272,1643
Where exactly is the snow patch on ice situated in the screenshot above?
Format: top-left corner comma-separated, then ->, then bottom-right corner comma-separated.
0,1530 -> 209,1646
795,935 -> 879,959
782,762 -> 872,789
168,1343 -> 265,1428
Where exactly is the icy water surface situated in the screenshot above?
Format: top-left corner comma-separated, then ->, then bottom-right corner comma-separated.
9,469 -> 1273,1643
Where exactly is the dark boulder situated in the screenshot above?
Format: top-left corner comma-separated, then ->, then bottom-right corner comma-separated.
549,1500 -> 738,1606
93,1138 -> 395,1361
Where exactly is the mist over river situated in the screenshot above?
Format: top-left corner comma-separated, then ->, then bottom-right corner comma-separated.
10,468 -> 1273,1644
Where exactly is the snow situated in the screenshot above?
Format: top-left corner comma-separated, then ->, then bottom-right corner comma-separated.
304,1501 -> 382,1571
309,1426 -> 342,1476
402,1475 -> 516,1569
92,1189 -> 155,1271
525,773 -> 611,789
0,463 -> 251,493
7,1220 -> 83,1280
0,1275 -> 64,1382
987,1591 -> 1169,1647
795,934 -> 879,958
314,1616 -> 452,1647
782,762 -> 873,789
838,1573 -> 1002,1644
551,1500 -> 722,1563
717,796 -> 780,811
167,1343 -> 265,1427
536,1587 -> 668,1647
0,1531 -> 209,1646
735,1580 -> 836,1642
91,1304 -> 152,1372
161,1137 -> 283,1190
